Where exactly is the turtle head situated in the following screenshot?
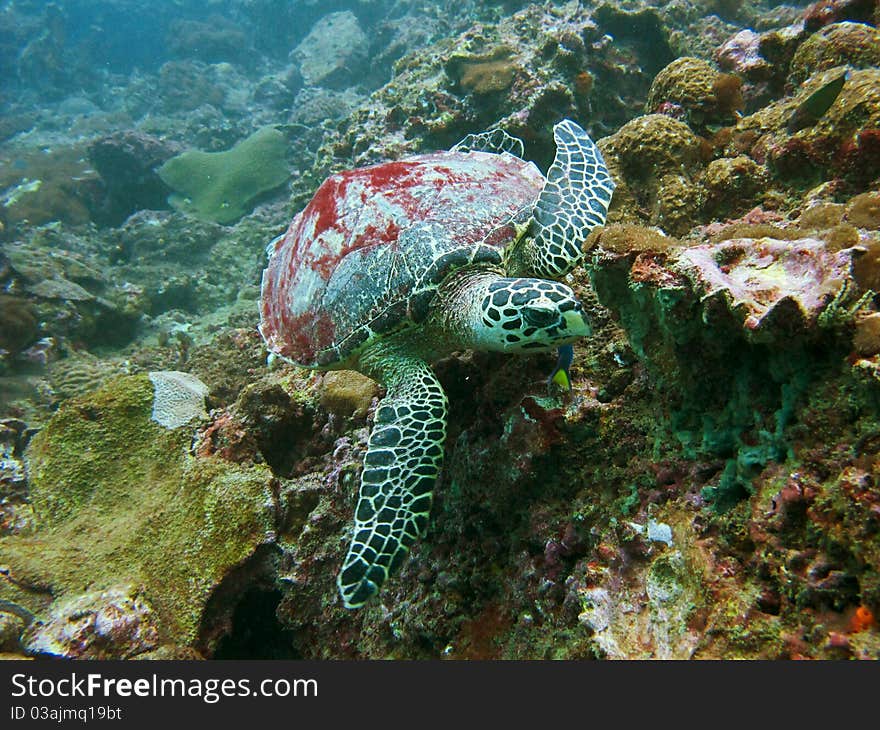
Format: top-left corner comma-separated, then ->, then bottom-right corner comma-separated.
475,277 -> 590,353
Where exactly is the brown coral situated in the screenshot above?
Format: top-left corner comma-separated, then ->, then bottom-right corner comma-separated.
852,240 -> 880,292
601,114 -> 702,182
702,156 -> 769,218
846,191 -> 880,229
646,57 -> 742,128
788,22 -> 880,84
588,224 -> 679,255
853,312 -> 880,356
320,370 -> 378,420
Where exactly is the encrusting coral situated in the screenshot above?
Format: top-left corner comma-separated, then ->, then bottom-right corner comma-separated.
148,370 -> 210,429
157,126 -> 289,224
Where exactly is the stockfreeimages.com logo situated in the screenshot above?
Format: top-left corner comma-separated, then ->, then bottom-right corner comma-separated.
11,672 -> 318,705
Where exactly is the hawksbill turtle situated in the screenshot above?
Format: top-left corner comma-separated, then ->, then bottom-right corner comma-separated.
260,119 -> 615,608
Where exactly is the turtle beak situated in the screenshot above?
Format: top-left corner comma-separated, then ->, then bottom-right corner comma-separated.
562,308 -> 591,338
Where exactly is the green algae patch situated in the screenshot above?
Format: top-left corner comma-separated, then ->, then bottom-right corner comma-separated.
157,126 -> 289,224
1,374 -> 276,648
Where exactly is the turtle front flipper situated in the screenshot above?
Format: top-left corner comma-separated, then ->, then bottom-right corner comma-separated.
528,119 -> 615,279
337,355 -> 448,609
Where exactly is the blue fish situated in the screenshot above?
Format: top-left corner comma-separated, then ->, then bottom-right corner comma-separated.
547,344 -> 575,392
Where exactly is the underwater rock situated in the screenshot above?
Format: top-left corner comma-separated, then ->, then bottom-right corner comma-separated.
13,3 -> 71,99
22,586 -> 160,660
715,29 -> 772,80
253,71 -> 302,112
0,144 -> 101,229
1,239 -> 141,352
115,210 -> 223,266
803,0 -> 880,31
578,548 -> 702,659
714,22 -> 805,110
788,22 -> 880,84
292,11 -> 368,89
365,13 -> 448,87
0,417 -> 29,497
87,131 -> 178,227
167,17 -> 251,66
0,611 -> 25,653
318,2 -> 670,171
0,417 -> 33,537
288,87 -> 363,127
0,374 -> 278,651
0,295 -> 39,358
234,372 -> 327,479
155,60 -> 227,114
157,127 -> 290,225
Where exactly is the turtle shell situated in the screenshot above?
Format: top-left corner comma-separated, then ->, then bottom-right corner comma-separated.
260,150 -> 545,367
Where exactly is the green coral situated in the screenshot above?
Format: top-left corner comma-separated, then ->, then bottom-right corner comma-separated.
0,374 -> 276,649
157,126 -> 289,224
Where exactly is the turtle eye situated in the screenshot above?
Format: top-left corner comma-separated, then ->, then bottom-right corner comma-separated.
522,304 -> 557,328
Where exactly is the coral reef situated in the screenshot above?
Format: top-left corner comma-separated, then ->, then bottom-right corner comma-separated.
167,17 -> 251,66
1,0 -> 879,662
0,144 -> 101,229
597,113 -> 703,235
746,67 -> 880,188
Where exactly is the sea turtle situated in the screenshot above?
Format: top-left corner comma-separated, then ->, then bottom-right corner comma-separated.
259,119 -> 614,608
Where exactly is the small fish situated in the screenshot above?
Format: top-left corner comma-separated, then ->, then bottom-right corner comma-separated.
786,70 -> 848,133
547,344 -> 575,392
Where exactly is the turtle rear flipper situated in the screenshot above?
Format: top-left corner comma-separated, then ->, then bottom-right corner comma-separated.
337,355 -> 448,609
530,120 -> 615,278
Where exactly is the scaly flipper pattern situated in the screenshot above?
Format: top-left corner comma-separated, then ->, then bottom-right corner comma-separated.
452,127 -> 525,159
530,120 -> 615,278
337,356 -> 448,608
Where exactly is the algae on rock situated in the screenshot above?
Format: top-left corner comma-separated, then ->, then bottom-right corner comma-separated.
157,126 -> 289,224
0,374 -> 277,654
